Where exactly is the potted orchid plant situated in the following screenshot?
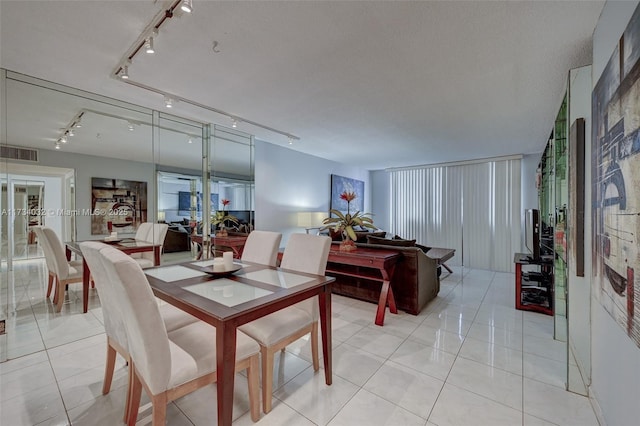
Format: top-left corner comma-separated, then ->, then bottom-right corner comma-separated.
210,198 -> 239,236
322,191 -> 375,251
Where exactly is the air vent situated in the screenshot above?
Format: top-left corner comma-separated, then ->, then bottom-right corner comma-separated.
0,145 -> 39,163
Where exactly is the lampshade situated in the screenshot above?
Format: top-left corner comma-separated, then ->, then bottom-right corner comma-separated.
297,211 -> 326,227
158,211 -> 166,222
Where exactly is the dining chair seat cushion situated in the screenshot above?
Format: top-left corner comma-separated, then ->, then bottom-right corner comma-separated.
133,257 -> 155,269
166,321 -> 260,389
159,304 -> 199,332
239,306 -> 313,347
67,264 -> 83,280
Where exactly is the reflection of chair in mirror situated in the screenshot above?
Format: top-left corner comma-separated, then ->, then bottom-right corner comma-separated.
130,222 -> 168,268
97,245 -> 261,425
79,241 -> 199,422
240,233 -> 330,413
39,226 -> 84,312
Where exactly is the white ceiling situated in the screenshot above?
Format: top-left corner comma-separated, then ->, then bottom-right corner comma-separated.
0,0 -> 604,170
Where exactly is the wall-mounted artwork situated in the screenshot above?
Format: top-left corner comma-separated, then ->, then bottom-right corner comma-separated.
591,4 -> 640,348
178,191 -> 218,214
330,174 -> 364,214
91,177 -> 147,235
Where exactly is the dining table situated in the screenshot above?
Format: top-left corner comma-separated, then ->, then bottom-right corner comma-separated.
65,239 -> 162,313
143,259 -> 335,426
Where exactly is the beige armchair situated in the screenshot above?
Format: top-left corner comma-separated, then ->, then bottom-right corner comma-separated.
97,245 -> 261,425
240,233 -> 331,413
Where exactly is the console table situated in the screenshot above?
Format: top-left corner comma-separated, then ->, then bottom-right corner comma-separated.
191,234 -> 248,259
325,246 -> 400,326
426,247 -> 456,274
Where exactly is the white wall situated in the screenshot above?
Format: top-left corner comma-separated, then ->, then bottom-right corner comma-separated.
255,140 -> 370,247
590,2 -> 640,425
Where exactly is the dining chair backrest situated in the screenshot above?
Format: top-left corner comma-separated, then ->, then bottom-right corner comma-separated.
280,233 -> 331,275
142,223 -> 169,261
80,241 -> 128,350
33,226 -> 55,272
40,226 -> 71,280
241,230 -> 283,267
134,222 -> 153,240
280,233 -> 331,320
98,245 -> 172,395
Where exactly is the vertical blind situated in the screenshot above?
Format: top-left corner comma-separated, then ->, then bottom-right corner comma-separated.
389,157 -> 521,272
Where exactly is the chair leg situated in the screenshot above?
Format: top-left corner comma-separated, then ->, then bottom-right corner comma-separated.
55,280 -> 65,312
102,343 -> 116,395
123,361 -> 134,423
127,369 -> 143,426
46,273 -> 54,297
261,346 -> 275,414
247,354 -> 260,422
311,321 -> 320,371
151,393 -> 167,426
52,277 -> 59,304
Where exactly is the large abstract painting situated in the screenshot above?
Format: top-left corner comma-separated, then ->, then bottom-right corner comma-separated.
91,177 -> 147,235
591,4 -> 640,348
330,174 -> 364,214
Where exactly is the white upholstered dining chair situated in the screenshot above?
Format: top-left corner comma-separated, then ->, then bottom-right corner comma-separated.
38,226 -> 84,312
240,230 -> 283,266
80,241 -> 199,421
33,226 -> 80,300
239,233 -> 331,413
129,222 -> 168,268
97,244 -> 261,425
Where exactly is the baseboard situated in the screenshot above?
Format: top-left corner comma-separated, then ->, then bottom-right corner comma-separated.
588,385 -> 607,426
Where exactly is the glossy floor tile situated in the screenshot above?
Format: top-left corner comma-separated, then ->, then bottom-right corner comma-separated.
0,261 -> 600,425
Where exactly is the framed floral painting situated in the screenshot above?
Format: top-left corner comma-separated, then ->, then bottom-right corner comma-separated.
330,174 -> 364,215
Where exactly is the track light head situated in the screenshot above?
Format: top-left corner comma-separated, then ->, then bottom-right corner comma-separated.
54,142 -> 61,150
231,118 -> 238,128
120,64 -> 129,79
145,37 -> 154,54
288,137 -> 293,145
60,135 -> 68,144
67,129 -> 74,137
164,96 -> 173,108
181,0 -> 193,13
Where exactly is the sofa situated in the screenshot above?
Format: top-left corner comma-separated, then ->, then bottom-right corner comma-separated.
329,239 -> 440,315
163,225 -> 191,253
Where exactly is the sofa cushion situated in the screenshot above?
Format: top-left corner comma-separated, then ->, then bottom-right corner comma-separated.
367,235 -> 416,246
355,230 -> 386,242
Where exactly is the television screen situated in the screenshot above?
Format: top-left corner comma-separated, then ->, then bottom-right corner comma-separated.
178,192 -> 219,212
525,209 -> 541,260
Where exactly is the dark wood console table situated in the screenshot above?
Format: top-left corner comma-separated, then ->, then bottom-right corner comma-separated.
190,234 -> 248,259
326,246 -> 400,326
426,247 -> 456,274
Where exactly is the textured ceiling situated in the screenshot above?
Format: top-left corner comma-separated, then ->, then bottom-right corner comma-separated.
0,0 -> 604,170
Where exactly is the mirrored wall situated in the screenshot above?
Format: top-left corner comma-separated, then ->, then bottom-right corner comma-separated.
0,69 -> 255,360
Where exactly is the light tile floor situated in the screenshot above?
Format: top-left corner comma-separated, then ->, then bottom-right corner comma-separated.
0,259 -> 600,425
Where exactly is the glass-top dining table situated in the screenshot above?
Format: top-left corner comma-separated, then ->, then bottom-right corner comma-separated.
143,259 -> 335,426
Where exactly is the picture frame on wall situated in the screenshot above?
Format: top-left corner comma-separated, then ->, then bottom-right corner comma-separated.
330,174 -> 364,214
91,177 -> 147,235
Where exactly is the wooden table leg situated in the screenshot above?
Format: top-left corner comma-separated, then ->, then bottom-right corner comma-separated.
318,286 -> 332,385
153,246 -> 161,266
82,259 -> 90,313
442,263 -> 454,273
65,246 -> 72,261
375,265 -> 397,326
217,322 -> 237,426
